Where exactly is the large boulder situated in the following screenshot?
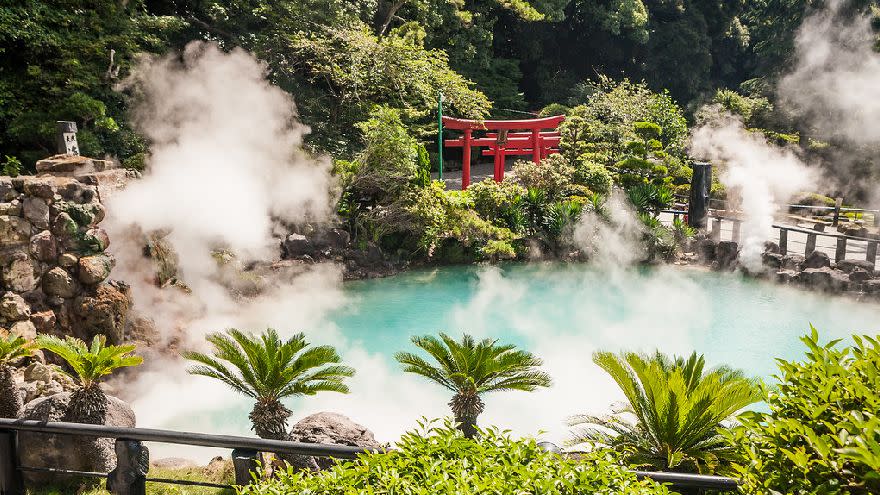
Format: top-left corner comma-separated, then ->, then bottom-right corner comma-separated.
3,255 -> 38,292
281,234 -> 312,259
837,259 -> 875,274
712,241 -> 739,271
287,412 -> 380,471
0,291 -> 30,322
22,197 -> 50,230
78,254 -> 115,285
30,230 -> 58,262
42,267 -> 77,298
18,392 -> 136,486
0,216 -> 32,247
782,254 -> 805,271
72,282 -> 132,343
802,250 -> 831,269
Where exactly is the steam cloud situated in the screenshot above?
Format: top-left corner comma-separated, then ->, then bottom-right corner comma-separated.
779,0 -> 880,145
690,116 -> 816,271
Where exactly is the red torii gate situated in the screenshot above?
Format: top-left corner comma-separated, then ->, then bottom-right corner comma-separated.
442,115 -> 565,189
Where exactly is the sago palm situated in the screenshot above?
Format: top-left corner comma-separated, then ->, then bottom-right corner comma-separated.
37,335 -> 143,424
184,328 -> 355,440
0,334 -> 36,418
395,333 -> 552,438
568,351 -> 760,474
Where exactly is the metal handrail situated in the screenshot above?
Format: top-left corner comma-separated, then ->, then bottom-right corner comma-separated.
0,418 -> 740,493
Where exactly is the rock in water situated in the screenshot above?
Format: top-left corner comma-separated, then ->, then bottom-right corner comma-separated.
287,412 -> 379,470
18,392 -> 136,486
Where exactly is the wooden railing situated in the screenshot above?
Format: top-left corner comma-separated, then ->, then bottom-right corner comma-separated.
0,419 -> 740,494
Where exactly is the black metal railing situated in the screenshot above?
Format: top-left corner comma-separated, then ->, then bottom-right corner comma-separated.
0,418 -> 739,494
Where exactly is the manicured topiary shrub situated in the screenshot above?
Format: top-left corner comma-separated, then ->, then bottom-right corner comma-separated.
239,420 -> 671,495
726,328 -> 880,494
572,158 -> 613,196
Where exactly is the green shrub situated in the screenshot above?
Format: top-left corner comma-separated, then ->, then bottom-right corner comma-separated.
512,155 -> 574,199
727,328 -> 880,494
2,155 -> 21,177
467,178 -> 527,231
240,420 -> 671,495
538,102 -> 570,117
479,239 -> 517,261
573,158 -> 613,196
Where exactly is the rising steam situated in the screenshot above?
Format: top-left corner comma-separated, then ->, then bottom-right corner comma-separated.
690,116 -> 816,271
779,0 -> 880,145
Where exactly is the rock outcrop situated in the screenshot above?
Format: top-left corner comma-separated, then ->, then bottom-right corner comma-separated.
18,392 -> 136,485
286,412 -> 380,471
0,170 -> 134,341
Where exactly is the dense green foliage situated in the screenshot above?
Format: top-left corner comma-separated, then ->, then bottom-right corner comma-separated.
569,350 -> 761,474
239,420 -> 671,494
727,327 -> 880,494
3,0 -> 878,171
395,334 -> 551,437
184,328 -> 354,440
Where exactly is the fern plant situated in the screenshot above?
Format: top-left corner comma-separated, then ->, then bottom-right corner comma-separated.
0,334 -> 36,418
184,328 -> 354,440
395,333 -> 551,438
569,351 -> 760,474
38,335 -> 143,424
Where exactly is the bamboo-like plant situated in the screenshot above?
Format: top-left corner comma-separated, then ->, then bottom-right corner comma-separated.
395,333 -> 552,438
37,335 -> 143,424
184,328 -> 355,440
0,334 -> 36,418
568,351 -> 761,474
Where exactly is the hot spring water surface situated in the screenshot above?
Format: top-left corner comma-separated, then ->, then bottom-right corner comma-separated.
149,263 -> 880,460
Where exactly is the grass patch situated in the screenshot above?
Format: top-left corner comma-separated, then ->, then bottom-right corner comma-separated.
26,460 -> 236,495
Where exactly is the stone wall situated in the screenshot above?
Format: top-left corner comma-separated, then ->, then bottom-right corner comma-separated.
0,157 -> 135,344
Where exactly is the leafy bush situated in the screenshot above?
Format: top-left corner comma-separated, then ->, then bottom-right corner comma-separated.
512,155 -> 574,199
572,158 -> 613,196
558,77 -> 688,164
538,102 -> 570,117
240,420 -> 671,495
2,155 -> 21,177
467,178 -> 527,231
727,328 -> 880,494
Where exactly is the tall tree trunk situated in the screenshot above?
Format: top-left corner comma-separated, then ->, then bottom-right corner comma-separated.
450,391 -> 484,439
0,364 -> 22,418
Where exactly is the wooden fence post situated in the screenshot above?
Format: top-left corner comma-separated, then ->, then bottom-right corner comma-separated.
106,439 -> 149,495
0,430 -> 25,495
231,448 -> 260,486
835,237 -> 847,263
867,241 -> 878,266
779,229 -> 788,255
805,234 -> 817,256
711,218 -> 722,242
832,197 -> 843,226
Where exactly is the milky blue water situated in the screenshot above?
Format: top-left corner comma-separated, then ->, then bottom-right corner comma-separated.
333,262 -> 880,377
153,262 -> 880,460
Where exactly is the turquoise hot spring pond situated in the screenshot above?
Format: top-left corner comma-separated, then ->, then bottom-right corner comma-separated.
150,262 -> 880,459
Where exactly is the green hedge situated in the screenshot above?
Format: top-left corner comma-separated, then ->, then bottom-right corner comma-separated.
240,421 -> 670,495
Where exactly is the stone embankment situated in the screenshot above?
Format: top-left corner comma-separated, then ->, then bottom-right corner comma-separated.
0,155 -> 138,345
281,227 -> 400,279
691,236 -> 880,297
